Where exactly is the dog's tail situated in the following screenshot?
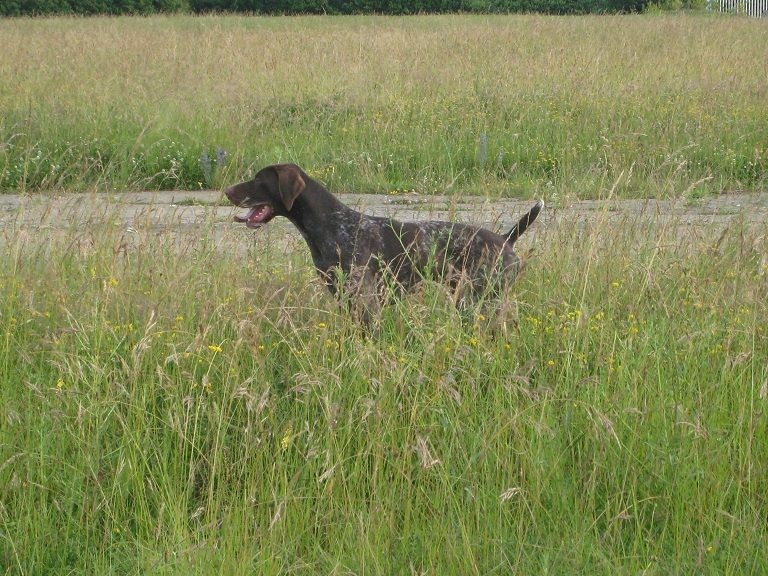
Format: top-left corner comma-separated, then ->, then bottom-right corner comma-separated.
505,200 -> 544,245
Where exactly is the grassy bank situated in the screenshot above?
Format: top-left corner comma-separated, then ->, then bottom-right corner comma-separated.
1,201 -> 766,573
1,14 -> 767,197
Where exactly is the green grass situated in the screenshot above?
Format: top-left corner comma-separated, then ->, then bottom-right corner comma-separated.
1,11 -> 767,574
1,201 -> 766,574
1,14 -> 767,197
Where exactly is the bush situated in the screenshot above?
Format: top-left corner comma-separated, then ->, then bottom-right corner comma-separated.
2,0 -> 648,16
190,0 -> 649,13
1,0 -> 72,16
1,0 -> 189,16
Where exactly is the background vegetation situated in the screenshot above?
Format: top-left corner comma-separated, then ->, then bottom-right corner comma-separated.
1,0 -> 650,17
1,15 -> 766,197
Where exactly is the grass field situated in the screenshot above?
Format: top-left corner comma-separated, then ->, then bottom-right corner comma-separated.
1,14 -> 767,197
1,196 -> 767,573
1,12 -> 768,575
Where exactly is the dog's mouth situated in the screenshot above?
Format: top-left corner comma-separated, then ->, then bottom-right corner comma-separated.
233,204 -> 274,228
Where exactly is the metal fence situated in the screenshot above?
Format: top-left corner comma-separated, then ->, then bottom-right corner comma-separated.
716,0 -> 768,16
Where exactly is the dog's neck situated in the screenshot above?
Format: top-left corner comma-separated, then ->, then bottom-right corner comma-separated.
285,179 -> 353,227
285,179 -> 363,269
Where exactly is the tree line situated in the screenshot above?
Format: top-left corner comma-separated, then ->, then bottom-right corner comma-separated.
2,0 -> 648,16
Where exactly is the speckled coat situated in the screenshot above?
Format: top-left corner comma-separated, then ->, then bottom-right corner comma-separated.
226,163 -> 543,323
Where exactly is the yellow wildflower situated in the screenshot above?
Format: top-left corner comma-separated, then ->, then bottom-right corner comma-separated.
280,426 -> 292,450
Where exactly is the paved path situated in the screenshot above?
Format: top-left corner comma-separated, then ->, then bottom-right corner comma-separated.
1,190 -> 766,251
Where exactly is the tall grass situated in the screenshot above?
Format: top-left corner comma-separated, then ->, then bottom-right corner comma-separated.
1,14 -> 767,197
1,200 -> 766,573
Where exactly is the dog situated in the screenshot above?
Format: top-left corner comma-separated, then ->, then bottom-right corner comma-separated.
226,163 -> 542,325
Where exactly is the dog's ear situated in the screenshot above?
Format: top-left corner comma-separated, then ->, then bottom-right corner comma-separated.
272,165 -> 306,211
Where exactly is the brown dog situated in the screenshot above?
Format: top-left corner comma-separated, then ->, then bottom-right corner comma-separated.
226,163 -> 542,324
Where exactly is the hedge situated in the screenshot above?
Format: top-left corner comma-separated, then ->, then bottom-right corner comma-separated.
1,0 -> 189,15
1,0 -> 648,16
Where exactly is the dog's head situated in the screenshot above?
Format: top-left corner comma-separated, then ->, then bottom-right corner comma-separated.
225,164 -> 307,228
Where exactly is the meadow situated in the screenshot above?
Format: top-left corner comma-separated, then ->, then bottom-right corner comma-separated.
1,194 -> 767,574
1,12 -> 768,575
0,14 -> 767,196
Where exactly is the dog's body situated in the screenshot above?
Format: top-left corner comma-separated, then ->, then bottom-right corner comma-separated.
226,164 -> 542,323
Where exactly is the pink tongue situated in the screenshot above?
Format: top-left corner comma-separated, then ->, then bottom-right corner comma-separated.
234,205 -> 272,225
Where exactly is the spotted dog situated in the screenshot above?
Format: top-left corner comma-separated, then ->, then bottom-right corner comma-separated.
226,163 -> 543,325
